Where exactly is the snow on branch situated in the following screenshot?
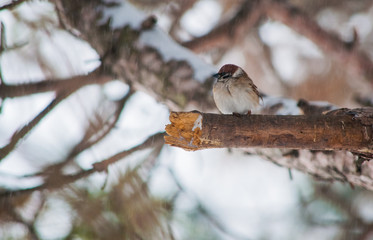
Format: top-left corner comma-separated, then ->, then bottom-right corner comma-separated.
100,0 -> 216,82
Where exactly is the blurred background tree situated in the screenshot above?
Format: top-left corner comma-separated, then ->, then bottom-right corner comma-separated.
1,0 -> 373,239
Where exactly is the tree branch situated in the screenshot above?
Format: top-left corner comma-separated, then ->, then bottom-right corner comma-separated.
0,91 -> 72,161
165,110 -> 373,155
182,0 -> 262,52
92,132 -> 165,172
0,132 -> 165,198
0,69 -> 112,98
27,88 -> 135,179
165,110 -> 373,190
263,0 -> 373,83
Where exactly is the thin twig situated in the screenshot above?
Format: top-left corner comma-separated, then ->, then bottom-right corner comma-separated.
93,132 -> 165,172
0,132 -> 165,198
0,91 -> 72,161
29,88 -> 135,178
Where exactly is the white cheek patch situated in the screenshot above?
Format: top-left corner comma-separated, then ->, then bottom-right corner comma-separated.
232,68 -> 243,78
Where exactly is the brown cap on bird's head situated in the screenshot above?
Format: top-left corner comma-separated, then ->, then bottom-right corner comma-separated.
213,64 -> 245,79
218,64 -> 239,74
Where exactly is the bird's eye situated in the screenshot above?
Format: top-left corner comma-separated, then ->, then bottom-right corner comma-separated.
222,73 -> 230,79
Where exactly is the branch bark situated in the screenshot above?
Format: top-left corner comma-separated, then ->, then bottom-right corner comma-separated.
0,69 -> 112,98
165,110 -> 373,190
165,110 -> 373,155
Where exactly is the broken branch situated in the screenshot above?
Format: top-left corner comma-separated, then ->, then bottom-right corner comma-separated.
165,109 -> 373,156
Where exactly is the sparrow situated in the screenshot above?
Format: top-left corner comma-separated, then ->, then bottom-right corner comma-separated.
212,64 -> 261,115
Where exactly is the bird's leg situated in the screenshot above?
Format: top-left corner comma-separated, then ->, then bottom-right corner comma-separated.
247,110 -> 252,115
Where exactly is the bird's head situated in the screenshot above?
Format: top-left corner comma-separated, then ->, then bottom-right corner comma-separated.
212,64 -> 245,82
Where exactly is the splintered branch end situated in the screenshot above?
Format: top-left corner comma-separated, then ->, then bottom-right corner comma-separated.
164,112 -> 210,151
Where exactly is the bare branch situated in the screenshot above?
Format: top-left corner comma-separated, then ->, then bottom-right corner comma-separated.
182,0 -> 262,52
31,88 -> 135,179
164,110 -> 373,190
165,110 -> 373,155
92,132 -> 165,172
0,132 -> 165,198
0,69 -> 112,98
263,0 -> 373,83
71,89 -> 135,154
0,91 -> 72,161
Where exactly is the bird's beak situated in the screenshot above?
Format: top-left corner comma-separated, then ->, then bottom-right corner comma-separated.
212,73 -> 221,78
